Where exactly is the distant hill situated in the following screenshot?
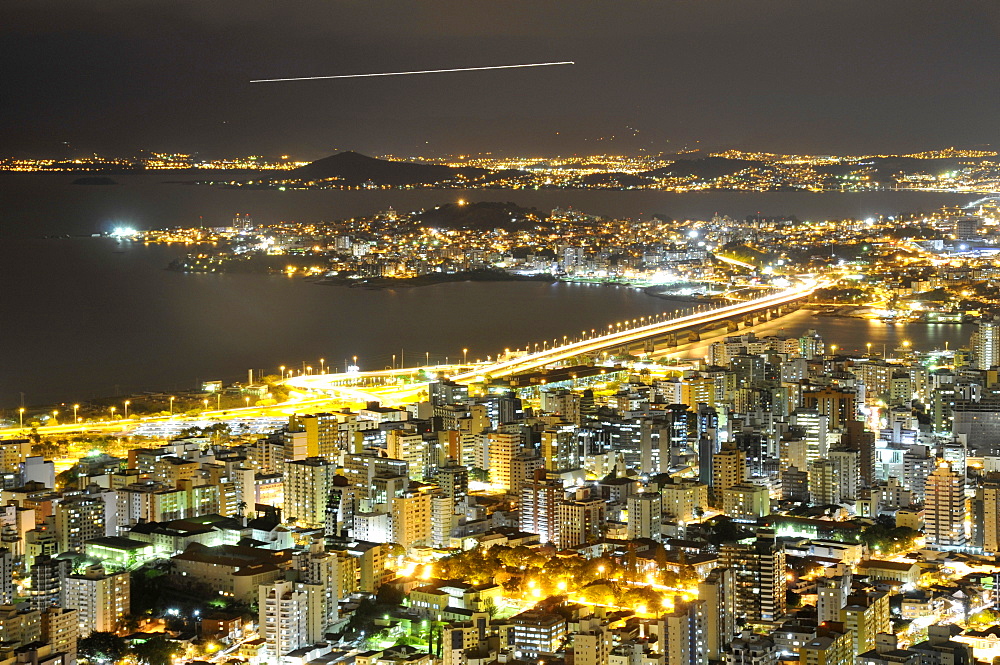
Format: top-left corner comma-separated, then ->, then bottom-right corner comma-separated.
412,201 -> 543,231
815,156 -> 969,181
579,172 -> 649,187
642,157 -> 763,180
288,151 -> 487,185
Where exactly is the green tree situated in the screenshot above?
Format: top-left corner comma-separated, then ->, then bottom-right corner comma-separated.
78,632 -> 128,664
133,635 -> 182,665
55,466 -> 79,490
859,523 -> 920,554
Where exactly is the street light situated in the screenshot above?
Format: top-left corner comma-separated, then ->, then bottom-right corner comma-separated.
18,408 -> 24,429
319,358 -> 325,373
124,400 -> 130,419
463,348 -> 468,365
51,410 -> 58,423
109,406 -> 116,419
245,396 -> 251,408
169,396 -> 175,415
280,365 -> 286,380
73,404 -> 79,423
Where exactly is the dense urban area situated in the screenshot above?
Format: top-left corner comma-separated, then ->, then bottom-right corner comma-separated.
3,148 -> 999,193
144,196 -> 1000,330
4,191 -> 1000,665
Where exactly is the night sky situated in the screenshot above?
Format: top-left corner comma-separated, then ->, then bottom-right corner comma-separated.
3,0 -> 998,159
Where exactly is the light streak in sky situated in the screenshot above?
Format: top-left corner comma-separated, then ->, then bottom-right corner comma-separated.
250,61 -> 575,83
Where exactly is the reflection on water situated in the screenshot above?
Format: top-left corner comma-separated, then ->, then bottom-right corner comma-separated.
3,237 -> 975,407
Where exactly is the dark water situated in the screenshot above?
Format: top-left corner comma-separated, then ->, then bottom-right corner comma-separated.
0,173 -> 977,407
1,237 -> 691,406
0,172 -> 975,237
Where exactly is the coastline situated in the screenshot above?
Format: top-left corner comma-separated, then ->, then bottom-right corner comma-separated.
315,270 -> 556,289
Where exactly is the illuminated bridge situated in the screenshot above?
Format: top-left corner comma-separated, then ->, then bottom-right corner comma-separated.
283,276 -> 829,403
446,276 -> 828,381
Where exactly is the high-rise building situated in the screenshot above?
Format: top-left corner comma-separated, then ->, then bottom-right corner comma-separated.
54,492 -> 113,553
570,617 -> 610,665
431,494 -> 456,549
0,440 -> 29,475
712,446 -> 747,494
803,387 -> 857,430
725,631 -> 777,665
828,448 -> 860,502
840,591 -> 890,657
510,609 -> 567,658
660,479 -> 709,522
816,573 -> 851,624
487,431 -> 521,490
798,625 -> 853,665
975,318 -> 1000,370
924,461 -> 967,548
41,607 -> 78,665
233,212 -> 253,232
722,484 -> 770,521
292,539 -> 341,636
542,425 -> 581,472
284,457 -> 337,528
973,481 -> 1000,553
0,549 -> 11,606
556,489 -> 604,549
519,470 -> 563,545
626,492 -> 662,541
29,555 -> 71,611
660,600 -> 708,665
540,389 -> 580,425
390,490 -> 432,550
902,447 -> 934,503
781,466 -> 809,502
386,429 -> 426,479
0,604 -> 41,649
435,460 -> 468,503
700,567 -> 737,661
259,580 -> 323,660
790,409 -> 829,462
64,565 -> 130,635
808,460 -> 841,506
843,420 -> 876,487
721,532 -> 786,623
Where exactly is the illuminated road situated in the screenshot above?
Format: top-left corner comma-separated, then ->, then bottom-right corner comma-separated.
3,277 -> 827,439
448,275 -> 828,381
282,276 -> 827,402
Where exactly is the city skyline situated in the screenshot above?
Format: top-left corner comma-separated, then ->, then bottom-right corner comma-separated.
6,4 -> 1000,664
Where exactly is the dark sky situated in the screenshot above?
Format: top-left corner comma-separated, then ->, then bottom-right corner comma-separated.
3,0 -> 998,159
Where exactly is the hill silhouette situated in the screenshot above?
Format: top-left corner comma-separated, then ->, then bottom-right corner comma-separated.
642,156 -> 763,180
288,151 -> 487,185
412,201 -> 543,231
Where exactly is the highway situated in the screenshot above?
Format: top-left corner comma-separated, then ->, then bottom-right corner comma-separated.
447,275 -> 828,381
3,276 -> 827,441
